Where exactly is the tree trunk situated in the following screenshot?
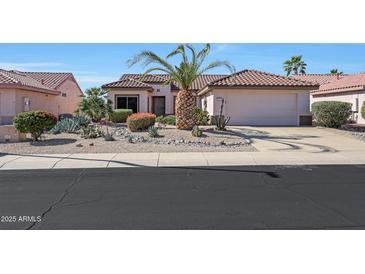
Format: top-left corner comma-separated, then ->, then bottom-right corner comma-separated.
175,90 -> 196,130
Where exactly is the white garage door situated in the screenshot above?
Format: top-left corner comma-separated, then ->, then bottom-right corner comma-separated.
226,92 -> 298,126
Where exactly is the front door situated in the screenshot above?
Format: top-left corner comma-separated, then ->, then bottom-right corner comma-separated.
152,97 -> 165,116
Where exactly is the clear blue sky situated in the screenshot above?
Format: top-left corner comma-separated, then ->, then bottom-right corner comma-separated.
1,43 -> 364,91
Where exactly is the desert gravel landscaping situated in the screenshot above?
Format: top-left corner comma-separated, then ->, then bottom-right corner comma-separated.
0,125 -> 254,154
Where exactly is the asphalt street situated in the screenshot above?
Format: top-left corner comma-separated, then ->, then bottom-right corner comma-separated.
1,165 -> 365,229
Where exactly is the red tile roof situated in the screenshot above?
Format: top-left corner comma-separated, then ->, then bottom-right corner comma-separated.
102,77 -> 153,89
204,69 -> 318,89
292,74 -> 347,85
0,69 -> 79,95
120,74 -> 169,83
104,73 -> 227,91
22,71 -> 73,89
312,73 -> 365,95
0,69 -> 59,94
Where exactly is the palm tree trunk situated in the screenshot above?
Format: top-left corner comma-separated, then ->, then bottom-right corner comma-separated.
175,90 -> 196,130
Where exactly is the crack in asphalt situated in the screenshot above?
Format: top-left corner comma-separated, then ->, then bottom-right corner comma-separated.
61,194 -> 103,208
26,168 -> 86,230
280,185 -> 358,227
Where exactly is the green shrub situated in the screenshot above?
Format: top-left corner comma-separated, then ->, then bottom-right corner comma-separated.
127,113 -> 156,132
192,125 -> 203,137
148,126 -> 159,137
311,101 -> 352,128
109,109 -> 133,123
13,110 -> 57,141
50,114 -> 91,134
361,101 -> 365,119
156,115 -> 176,125
195,107 -> 209,125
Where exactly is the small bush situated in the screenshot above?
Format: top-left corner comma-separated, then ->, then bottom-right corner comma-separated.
50,114 -> 91,134
192,125 -> 203,137
311,101 -> 352,128
195,107 -> 209,125
80,124 -> 103,139
361,101 -> 365,120
156,115 -> 176,125
109,109 -> 133,123
127,113 -> 156,132
13,110 -> 57,141
148,126 -> 159,138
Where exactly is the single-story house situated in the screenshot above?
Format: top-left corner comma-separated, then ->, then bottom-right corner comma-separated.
0,69 -> 83,125
102,69 -> 318,126
294,73 -> 365,124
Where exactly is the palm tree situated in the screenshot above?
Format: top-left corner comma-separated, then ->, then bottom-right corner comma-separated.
330,69 -> 343,75
283,55 -> 307,76
77,87 -> 112,122
127,44 -> 235,130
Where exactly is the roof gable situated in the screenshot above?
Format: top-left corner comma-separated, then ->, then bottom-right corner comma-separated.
22,71 -> 73,89
0,69 -> 80,95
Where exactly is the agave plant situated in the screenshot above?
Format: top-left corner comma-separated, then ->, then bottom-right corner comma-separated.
50,115 -> 91,134
127,44 -> 235,130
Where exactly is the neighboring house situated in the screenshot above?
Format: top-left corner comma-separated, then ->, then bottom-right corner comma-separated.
0,69 -> 83,125
103,70 -> 318,126
294,73 -> 365,124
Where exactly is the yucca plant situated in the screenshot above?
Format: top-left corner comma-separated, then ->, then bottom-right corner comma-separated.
127,44 -> 235,130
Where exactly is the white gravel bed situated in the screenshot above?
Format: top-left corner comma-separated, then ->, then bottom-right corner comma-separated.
0,125 -> 255,154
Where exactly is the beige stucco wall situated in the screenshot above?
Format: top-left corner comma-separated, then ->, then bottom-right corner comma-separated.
0,77 -> 82,125
311,90 -> 365,124
0,89 -> 59,125
201,88 -> 312,126
0,125 -> 26,142
55,78 -> 83,114
0,90 -> 16,124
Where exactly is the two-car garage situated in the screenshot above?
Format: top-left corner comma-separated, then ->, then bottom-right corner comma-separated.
224,91 -> 298,126
199,70 -> 318,126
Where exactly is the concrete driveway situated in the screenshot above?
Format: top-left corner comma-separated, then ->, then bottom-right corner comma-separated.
232,126 -> 365,153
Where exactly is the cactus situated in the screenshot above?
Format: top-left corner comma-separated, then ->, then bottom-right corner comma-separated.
191,125 -> 203,137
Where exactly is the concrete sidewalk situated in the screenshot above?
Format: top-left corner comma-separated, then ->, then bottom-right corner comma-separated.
1,151 -> 365,170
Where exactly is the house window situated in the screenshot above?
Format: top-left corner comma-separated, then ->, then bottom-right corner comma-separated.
61,92 -> 67,97
115,95 -> 138,113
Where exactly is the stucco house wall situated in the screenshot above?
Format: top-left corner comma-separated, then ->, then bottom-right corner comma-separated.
55,78 -> 83,114
311,90 -> 365,124
0,89 -> 59,124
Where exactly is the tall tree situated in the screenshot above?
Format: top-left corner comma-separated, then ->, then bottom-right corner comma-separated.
76,87 -> 112,122
330,69 -> 343,75
283,55 -> 307,76
128,44 -> 235,129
